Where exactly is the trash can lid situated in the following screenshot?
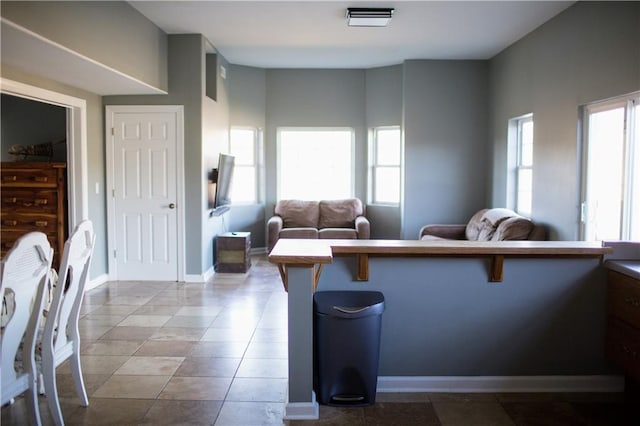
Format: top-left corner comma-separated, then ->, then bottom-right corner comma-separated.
314,291 -> 385,318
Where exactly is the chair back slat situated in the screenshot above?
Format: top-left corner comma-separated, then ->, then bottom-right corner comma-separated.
44,220 -> 95,357
1,231 -> 52,408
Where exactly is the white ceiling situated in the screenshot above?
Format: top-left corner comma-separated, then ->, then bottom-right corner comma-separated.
130,0 -> 575,69
0,1 -> 575,96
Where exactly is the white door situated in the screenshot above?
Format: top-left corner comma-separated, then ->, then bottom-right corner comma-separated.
106,106 -> 184,281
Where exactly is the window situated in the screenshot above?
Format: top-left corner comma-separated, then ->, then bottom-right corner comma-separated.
277,128 -> 353,200
369,126 -> 401,205
229,127 -> 260,204
581,94 -> 639,241
507,114 -> 534,217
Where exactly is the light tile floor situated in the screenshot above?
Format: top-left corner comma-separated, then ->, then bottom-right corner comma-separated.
2,254 -> 639,425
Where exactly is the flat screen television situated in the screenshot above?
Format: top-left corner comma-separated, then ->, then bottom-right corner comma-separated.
208,153 -> 235,213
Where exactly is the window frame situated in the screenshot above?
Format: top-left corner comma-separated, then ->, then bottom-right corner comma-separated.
276,127 -> 355,201
579,92 -> 639,241
507,113 -> 534,217
368,125 -> 402,206
228,126 -> 262,205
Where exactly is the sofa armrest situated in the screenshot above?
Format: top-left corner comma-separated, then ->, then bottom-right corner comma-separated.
419,224 -> 466,240
528,224 -> 547,241
355,216 -> 370,239
267,215 -> 284,253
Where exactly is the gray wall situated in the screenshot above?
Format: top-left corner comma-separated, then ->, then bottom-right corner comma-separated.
402,60 -> 489,239
0,64 -> 108,280
365,65 -> 403,239
0,0 -> 170,280
264,69 -> 367,211
228,65 -> 267,247
489,1 -> 640,240
105,34 -> 229,275
317,256 -> 611,376
1,1 -> 168,92
1,94 -> 67,162
204,53 -> 232,267
230,66 -> 405,245
229,65 -> 267,128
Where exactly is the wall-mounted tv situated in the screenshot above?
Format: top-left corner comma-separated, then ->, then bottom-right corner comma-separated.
208,153 -> 235,214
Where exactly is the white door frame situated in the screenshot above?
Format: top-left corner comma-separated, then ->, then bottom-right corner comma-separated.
0,78 -> 88,228
105,105 -> 185,281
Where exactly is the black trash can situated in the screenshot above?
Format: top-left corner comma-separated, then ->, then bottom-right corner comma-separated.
314,291 -> 385,406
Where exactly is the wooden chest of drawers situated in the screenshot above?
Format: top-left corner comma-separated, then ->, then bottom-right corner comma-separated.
1,162 -> 66,269
606,270 -> 640,382
216,232 -> 251,273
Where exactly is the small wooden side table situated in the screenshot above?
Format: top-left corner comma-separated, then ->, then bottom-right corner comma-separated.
216,232 -> 251,273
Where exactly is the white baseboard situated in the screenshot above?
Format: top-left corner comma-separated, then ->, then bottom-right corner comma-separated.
283,392 -> 319,420
183,266 -> 214,283
85,273 -> 109,291
377,375 -> 625,393
250,247 -> 267,255
202,266 -> 215,282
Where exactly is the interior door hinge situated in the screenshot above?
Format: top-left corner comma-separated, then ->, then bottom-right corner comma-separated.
113,250 -> 117,259
111,127 -> 115,136
112,189 -> 116,197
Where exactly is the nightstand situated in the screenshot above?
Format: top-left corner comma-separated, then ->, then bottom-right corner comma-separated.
216,232 -> 251,273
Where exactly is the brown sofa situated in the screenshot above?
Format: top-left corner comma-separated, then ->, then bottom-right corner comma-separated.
419,208 -> 546,241
267,198 -> 370,252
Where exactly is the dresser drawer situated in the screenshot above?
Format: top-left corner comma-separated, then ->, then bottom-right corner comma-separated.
1,189 -> 59,213
1,166 -> 58,187
606,317 -> 640,381
1,232 -> 58,259
1,213 -> 59,232
608,271 -> 640,329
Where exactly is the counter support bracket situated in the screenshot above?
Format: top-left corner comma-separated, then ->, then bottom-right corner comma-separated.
278,263 -> 325,292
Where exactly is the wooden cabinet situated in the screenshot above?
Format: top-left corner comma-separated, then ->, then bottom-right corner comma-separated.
216,232 -> 251,273
606,270 -> 640,381
1,162 -> 66,269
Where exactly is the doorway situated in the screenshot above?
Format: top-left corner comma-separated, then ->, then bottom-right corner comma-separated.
0,78 -> 88,233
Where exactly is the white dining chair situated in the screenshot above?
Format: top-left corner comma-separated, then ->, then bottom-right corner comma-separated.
1,232 -> 53,426
40,220 -> 95,426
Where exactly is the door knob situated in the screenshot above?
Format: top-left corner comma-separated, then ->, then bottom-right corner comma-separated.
169,203 -> 176,209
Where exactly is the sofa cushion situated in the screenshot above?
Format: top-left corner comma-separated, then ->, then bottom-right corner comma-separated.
470,208 -> 520,241
420,234 -> 448,241
491,216 -> 534,241
476,220 -> 497,241
275,200 -> 319,228
319,228 -> 358,239
318,199 -> 364,229
482,208 -> 517,226
279,228 -> 318,239
466,208 -> 520,241
465,209 -> 488,241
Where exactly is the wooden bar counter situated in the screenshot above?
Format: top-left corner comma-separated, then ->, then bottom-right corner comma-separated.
269,239 -> 616,420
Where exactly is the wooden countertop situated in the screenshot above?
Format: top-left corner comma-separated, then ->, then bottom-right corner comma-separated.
604,260 -> 640,280
269,239 -> 612,264
269,239 -> 613,287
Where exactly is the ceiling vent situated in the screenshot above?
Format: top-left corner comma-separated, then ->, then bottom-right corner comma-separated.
346,8 -> 394,27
